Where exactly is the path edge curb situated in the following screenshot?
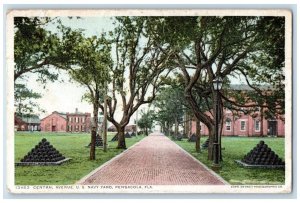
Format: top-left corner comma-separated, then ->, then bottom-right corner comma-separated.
171,137 -> 230,185
76,136 -> 145,185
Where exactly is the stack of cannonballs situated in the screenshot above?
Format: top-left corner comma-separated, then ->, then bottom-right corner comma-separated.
111,133 -> 118,141
87,134 -> 103,147
237,140 -> 285,168
17,138 -> 69,166
188,133 -> 197,142
125,132 -> 131,138
131,132 -> 136,137
175,134 -> 183,141
201,138 -> 209,149
137,131 -> 143,135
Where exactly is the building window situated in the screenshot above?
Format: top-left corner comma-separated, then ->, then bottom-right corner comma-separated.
69,117 -> 71,122
255,120 -> 260,132
240,120 -> 246,131
225,118 -> 231,131
82,125 -> 85,132
82,117 -> 85,123
76,125 -> 79,132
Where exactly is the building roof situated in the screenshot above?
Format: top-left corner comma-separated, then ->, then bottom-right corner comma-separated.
41,111 -> 67,121
67,112 -> 90,116
19,115 -> 40,124
55,111 -> 67,119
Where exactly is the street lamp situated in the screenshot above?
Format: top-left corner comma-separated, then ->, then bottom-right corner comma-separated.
212,76 -> 223,169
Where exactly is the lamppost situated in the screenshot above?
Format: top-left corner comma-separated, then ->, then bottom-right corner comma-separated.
212,76 -> 223,169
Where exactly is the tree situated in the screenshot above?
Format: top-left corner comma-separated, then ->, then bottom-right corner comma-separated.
154,86 -> 185,138
146,16 -> 285,160
66,29 -> 112,160
14,83 -> 44,117
14,17 -> 63,82
98,17 -> 173,149
14,17 -> 79,122
137,108 -> 155,136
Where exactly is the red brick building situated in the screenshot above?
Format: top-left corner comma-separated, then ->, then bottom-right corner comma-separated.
40,108 -> 91,133
189,85 -> 285,137
190,109 -> 285,137
66,108 -> 91,132
40,111 -> 67,132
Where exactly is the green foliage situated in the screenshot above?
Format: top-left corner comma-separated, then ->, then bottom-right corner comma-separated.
14,17 -> 61,82
14,132 -> 145,185
146,16 -> 285,131
154,86 -> 185,127
66,30 -> 112,101
137,109 -> 156,134
14,83 -> 44,117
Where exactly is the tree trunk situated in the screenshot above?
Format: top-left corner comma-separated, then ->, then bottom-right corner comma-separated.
184,112 -> 188,138
208,128 -> 214,160
117,126 -> 126,149
195,119 -> 201,152
90,102 -> 99,160
103,89 -> 108,152
175,118 -> 179,138
260,107 -> 264,137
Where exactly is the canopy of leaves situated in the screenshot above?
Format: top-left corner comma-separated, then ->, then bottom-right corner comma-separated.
14,17 -> 62,82
14,83 -> 44,117
66,29 -> 112,101
146,16 -> 285,125
137,109 -> 156,131
154,86 -> 185,126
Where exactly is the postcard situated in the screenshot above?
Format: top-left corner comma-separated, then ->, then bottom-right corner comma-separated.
6,9 -> 292,193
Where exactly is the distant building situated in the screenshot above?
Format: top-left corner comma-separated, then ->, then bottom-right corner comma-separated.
40,111 -> 68,132
66,108 -> 91,132
40,108 -> 91,133
190,109 -> 285,137
190,84 -> 285,137
14,115 -> 41,131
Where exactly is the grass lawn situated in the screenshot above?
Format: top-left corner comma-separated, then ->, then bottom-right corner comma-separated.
15,131 -> 145,185
174,136 -> 285,185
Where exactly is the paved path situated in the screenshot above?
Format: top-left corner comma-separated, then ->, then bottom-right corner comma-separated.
79,133 -> 227,185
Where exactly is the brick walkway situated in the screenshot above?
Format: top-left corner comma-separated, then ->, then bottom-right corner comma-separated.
79,133 -> 227,185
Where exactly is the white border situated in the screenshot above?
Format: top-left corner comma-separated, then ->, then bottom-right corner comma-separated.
5,9 -> 292,194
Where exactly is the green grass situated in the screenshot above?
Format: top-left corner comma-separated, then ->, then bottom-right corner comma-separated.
173,136 -> 285,185
15,131 -> 145,185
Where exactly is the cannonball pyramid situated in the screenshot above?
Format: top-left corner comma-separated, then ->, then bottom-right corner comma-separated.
236,140 -> 285,169
87,134 -> 103,147
16,138 -> 70,166
201,138 -> 209,149
131,132 -> 136,137
188,133 -> 197,142
176,133 -> 183,141
111,133 -> 118,141
125,132 -> 132,138
110,132 -> 131,141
